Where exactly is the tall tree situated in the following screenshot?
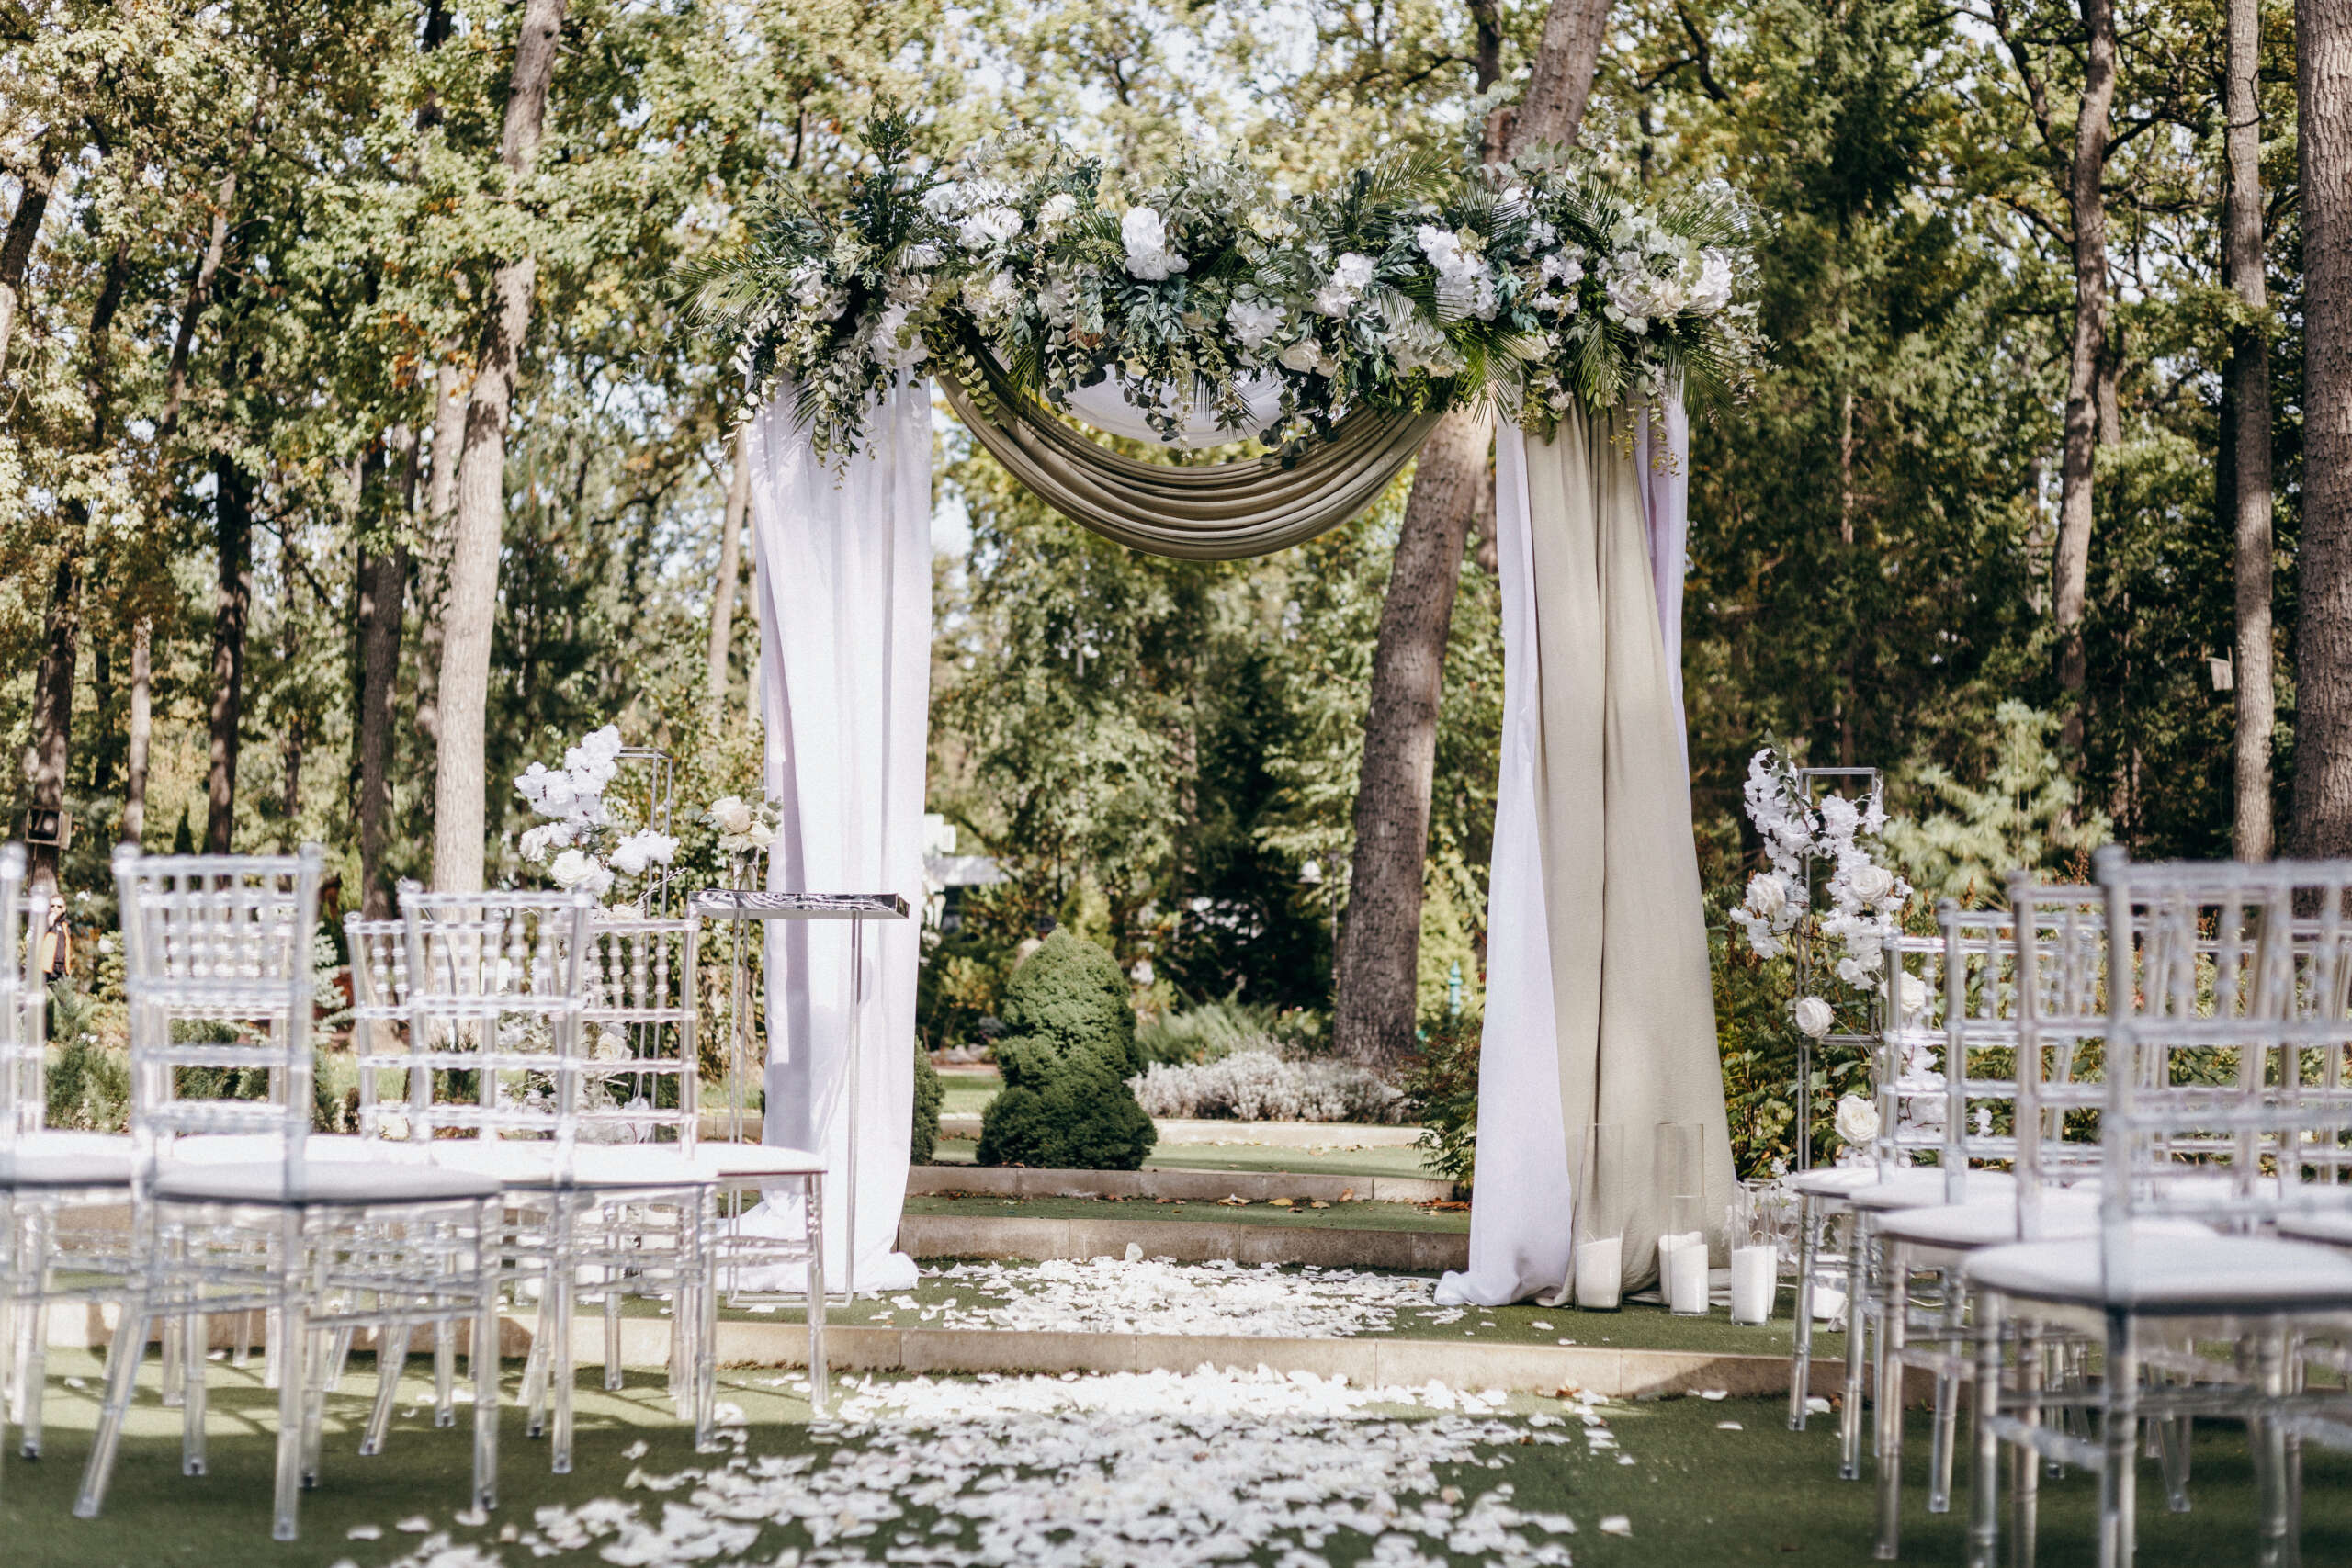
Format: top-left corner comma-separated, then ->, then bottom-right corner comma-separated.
707,431 -> 749,705
1333,0 -> 1611,1066
204,453 -> 255,854
28,243 -> 130,891
2294,0 -> 2352,852
0,135 -> 60,376
432,0 -> 567,893
2223,0 -> 2273,859
356,435 -> 411,913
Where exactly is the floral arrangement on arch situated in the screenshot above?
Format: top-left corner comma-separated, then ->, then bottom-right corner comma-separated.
513,726 -> 678,901
682,107 -> 1762,462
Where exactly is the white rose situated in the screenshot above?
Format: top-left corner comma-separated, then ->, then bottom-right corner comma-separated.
1897,972 -> 1931,1020
1834,1094 -> 1882,1147
1792,995 -> 1835,1040
1278,340 -> 1328,375
518,824 -> 563,864
743,820 -> 775,851
548,850 -> 605,893
707,795 -> 753,836
1848,863 -> 1896,905
1744,872 -> 1788,920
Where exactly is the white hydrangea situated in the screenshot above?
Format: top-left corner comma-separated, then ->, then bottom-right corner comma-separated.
608,830 -> 677,878
1226,298 -> 1285,350
1121,206 -> 1187,280
1313,252 -> 1376,316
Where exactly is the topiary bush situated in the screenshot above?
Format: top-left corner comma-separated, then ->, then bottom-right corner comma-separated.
910,1041 -> 944,1164
976,931 -> 1155,1170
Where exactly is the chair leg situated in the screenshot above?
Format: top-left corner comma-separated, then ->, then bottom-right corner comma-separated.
2256,1328 -> 2292,1568
1843,1221 -> 1872,1481
74,1303 -> 149,1519
2097,1312 -> 2139,1568
362,1322 -> 412,1457
472,1201 -> 500,1514
604,1286 -> 625,1393
1792,1195 -> 1818,1430
693,1194 -> 717,1451
807,1173 -> 827,1416
1967,1294 -> 2003,1568
159,1292 -> 184,1409
1874,1238 -> 1908,1560
16,1214 -> 51,1460
435,1314 -> 457,1427
181,1308 -> 209,1476
1929,1282 -> 1962,1515
550,1201 -> 576,1475
2012,1325 -> 2041,1568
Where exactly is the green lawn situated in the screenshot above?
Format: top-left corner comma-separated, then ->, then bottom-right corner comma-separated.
2,1352 -> 2342,1567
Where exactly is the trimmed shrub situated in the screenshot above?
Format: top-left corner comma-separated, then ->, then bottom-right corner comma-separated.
1400,1020 -> 1479,1187
1128,1051 -> 1405,1124
977,931 -> 1155,1170
910,1041 -> 944,1164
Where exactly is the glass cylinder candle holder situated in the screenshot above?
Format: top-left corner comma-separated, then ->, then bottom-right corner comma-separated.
1572,1122 -> 1625,1311
1729,1179 -> 1779,1325
1655,1123 -> 1708,1316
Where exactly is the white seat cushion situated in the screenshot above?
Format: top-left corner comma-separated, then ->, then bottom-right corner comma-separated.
1787,1163 -> 1913,1199
2276,1209 -> 2352,1248
1847,1169 -> 2014,1214
696,1143 -> 825,1179
153,1159 -> 502,1208
2,1130 -> 136,1188
1879,1190 -> 2104,1250
427,1141 -> 721,1191
1966,1230 -> 2352,1314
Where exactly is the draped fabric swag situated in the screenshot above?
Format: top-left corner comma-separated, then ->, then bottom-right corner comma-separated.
745,366 -> 1727,1303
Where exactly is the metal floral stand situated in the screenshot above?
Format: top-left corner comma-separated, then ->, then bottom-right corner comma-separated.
1790,764 -> 1881,1172
690,887 -> 910,1300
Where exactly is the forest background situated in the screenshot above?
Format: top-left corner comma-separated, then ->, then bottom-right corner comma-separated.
0,0 -> 2314,1174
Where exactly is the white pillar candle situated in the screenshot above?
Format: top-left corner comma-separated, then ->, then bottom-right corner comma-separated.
1574,1235 -> 1623,1310
1811,1283 -> 1848,1322
1660,1230 -> 1709,1315
1731,1245 -> 1776,1325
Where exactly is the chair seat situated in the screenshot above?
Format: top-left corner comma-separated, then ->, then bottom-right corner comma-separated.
1847,1169 -> 2014,1214
695,1142 -> 825,1179
1787,1163 -> 1916,1199
153,1158 -> 502,1208
1879,1191 -> 2104,1251
426,1141 -> 722,1191
1,1130 -> 137,1188
1966,1231 -> 2352,1314
2276,1208 -> 2352,1248
164,1134 -> 385,1164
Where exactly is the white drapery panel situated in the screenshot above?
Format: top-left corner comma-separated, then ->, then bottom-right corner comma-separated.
732,381 -> 932,1294
1440,399 -> 1728,1306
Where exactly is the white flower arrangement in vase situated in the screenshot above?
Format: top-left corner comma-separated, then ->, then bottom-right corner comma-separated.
1730,746 -> 1913,1159
704,795 -> 779,884
513,725 -> 678,908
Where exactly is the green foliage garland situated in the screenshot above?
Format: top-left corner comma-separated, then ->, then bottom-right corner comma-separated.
684,108 -> 1762,461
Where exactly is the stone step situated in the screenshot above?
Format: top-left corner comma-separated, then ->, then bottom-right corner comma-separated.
937,1114 -> 1423,1147
904,1165 -> 1455,1204
40,1301 -> 1852,1401
895,1213 -> 1468,1272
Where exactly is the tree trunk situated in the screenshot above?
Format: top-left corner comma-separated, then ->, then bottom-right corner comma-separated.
1330,0 -> 1610,1064
707,429 -> 749,705
416,360 -> 464,750
432,0 -> 567,894
25,243 -> 130,893
0,136 -> 61,378
158,161 -> 237,439
2226,0 -> 2274,861
2052,0 -> 2117,749
123,618 -> 152,848
205,455 -> 255,855
1334,410 -> 1493,1063
2293,0 -> 2352,853
357,431 -> 415,916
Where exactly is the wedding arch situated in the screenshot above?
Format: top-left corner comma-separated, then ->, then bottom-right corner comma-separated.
691,114 -> 1758,1303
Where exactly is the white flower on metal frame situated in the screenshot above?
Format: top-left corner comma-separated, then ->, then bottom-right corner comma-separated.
1792,994 -> 1834,1039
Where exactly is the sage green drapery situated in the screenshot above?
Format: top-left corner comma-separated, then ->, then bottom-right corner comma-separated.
934,356 -> 1442,561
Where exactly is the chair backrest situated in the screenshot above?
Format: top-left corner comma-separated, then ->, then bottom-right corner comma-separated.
2093,847 -> 2352,1257
114,844 -> 324,1168
1873,931 -> 1946,1176
395,885 -> 597,1178
343,914 -> 409,1140
2006,876 -> 2114,1237
580,914 -> 700,1153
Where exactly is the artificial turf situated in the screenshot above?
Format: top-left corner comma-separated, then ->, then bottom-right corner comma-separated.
2,1352 -> 2344,1567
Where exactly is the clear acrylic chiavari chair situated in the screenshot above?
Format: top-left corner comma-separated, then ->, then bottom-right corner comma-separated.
1965,849 -> 2352,1568
74,846 -> 505,1540
392,886 -> 728,1473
